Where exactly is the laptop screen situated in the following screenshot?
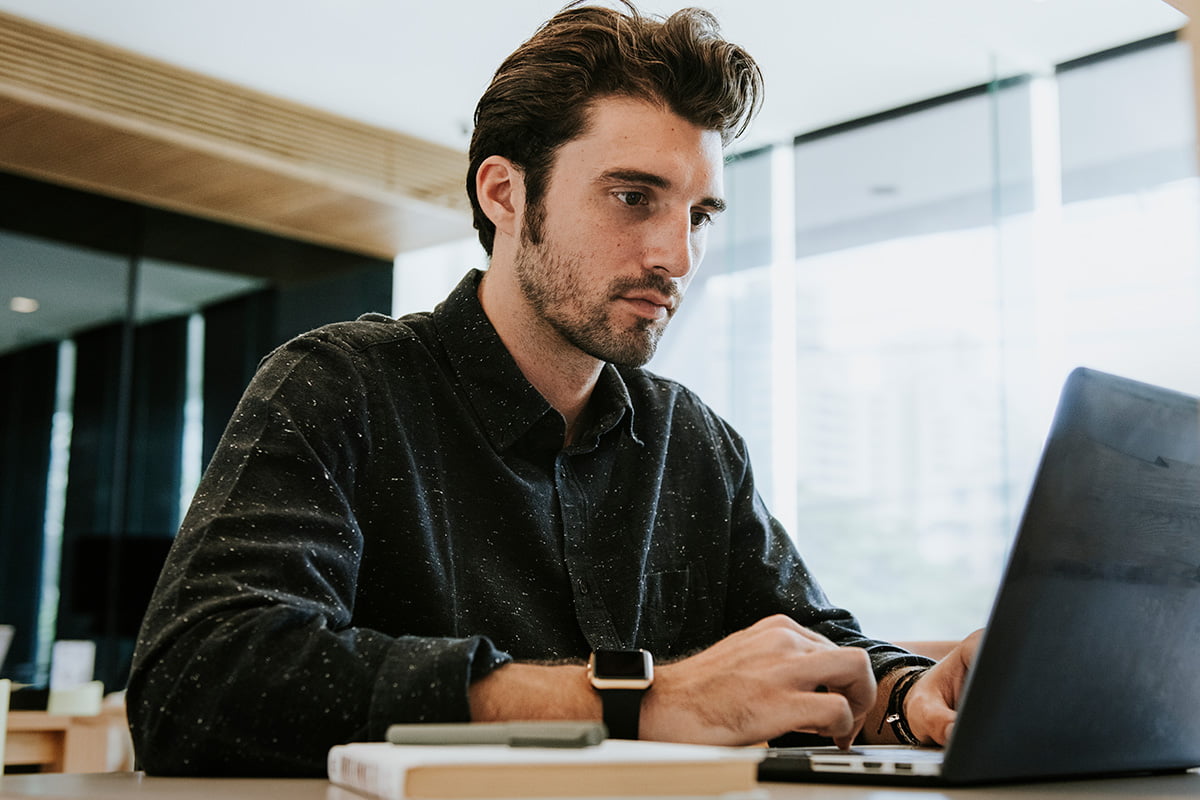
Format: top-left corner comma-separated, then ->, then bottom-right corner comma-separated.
942,368 -> 1200,783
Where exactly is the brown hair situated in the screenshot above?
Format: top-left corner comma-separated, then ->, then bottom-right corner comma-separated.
467,1 -> 764,255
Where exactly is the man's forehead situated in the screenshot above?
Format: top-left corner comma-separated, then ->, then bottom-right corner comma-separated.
557,99 -> 725,185
578,95 -> 724,147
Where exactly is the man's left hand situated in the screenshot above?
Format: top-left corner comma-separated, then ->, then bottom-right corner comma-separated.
903,629 -> 984,745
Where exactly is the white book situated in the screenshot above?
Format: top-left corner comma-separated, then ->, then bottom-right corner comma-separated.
327,739 -> 766,800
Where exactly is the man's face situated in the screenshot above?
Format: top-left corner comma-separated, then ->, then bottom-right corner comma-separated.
512,96 -> 725,368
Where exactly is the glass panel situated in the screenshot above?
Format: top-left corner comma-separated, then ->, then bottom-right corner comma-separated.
702,147 -> 774,275
779,82 -> 1032,639
1053,39 -> 1200,392
1,230 -> 131,353
1,174 -> 390,688
793,86 -> 1032,259
1059,41 -> 1196,203
1,230 -> 128,684
0,224 -> 267,685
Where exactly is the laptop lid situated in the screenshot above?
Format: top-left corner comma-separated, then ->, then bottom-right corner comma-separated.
941,366 -> 1200,783
760,367 -> 1200,786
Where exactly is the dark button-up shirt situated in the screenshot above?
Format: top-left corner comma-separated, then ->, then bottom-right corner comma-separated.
127,270 -> 925,776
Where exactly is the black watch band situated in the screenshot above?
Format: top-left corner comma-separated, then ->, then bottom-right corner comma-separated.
588,649 -> 653,740
599,688 -> 645,740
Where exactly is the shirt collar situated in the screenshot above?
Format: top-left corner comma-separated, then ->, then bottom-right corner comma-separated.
432,269 -> 637,453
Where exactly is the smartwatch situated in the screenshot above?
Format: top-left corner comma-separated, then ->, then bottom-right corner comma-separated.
588,648 -> 654,740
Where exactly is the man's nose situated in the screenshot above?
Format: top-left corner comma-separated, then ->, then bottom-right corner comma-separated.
645,214 -> 696,279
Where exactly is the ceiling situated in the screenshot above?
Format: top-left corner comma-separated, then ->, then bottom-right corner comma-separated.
0,0 -> 1187,155
0,0 -> 1190,355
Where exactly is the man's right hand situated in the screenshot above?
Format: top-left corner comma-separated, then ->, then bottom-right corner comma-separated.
638,614 -> 876,748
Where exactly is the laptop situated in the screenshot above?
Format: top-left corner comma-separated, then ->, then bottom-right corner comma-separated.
759,367 -> 1200,786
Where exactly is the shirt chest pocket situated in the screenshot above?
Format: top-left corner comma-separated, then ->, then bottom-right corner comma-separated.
637,563 -> 716,654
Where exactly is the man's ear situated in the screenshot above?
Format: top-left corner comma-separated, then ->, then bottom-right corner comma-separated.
475,156 -> 525,241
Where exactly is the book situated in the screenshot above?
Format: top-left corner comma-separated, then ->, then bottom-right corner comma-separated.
327,738 -> 765,799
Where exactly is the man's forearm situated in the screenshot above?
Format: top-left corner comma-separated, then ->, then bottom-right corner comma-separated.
469,662 -> 601,723
471,617 -> 881,748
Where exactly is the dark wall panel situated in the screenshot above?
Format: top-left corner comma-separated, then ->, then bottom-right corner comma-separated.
0,343 -> 57,683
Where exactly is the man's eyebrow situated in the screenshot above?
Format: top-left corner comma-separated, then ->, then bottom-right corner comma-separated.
598,169 -> 727,213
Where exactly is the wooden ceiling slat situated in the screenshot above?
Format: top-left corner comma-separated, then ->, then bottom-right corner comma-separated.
0,9 -> 471,257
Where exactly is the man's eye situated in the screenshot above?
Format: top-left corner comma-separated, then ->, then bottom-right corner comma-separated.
691,211 -> 713,228
615,191 -> 647,207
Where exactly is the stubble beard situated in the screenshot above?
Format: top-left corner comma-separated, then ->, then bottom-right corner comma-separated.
513,233 -> 678,369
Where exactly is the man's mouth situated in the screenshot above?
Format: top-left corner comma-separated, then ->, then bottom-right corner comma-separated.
618,292 -> 674,321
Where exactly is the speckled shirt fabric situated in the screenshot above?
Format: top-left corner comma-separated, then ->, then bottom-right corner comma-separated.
127,269 -> 927,776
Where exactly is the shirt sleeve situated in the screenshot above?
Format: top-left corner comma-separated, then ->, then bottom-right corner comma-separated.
126,330 -> 512,777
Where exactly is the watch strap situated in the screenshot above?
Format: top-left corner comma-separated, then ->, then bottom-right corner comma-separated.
599,687 -> 645,739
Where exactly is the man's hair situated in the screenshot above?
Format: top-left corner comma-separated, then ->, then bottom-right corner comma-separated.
467,1 -> 764,256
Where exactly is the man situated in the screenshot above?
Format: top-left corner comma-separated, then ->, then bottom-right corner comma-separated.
128,1 -> 977,776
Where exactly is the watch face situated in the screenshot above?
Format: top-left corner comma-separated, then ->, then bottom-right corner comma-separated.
589,649 -> 653,686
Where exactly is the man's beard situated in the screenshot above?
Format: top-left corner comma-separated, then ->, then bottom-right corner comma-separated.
513,234 -> 680,368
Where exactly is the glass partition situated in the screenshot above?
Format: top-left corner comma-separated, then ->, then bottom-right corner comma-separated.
0,172 -> 393,689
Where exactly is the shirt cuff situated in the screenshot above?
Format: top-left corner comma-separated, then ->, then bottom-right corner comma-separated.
367,635 -> 513,739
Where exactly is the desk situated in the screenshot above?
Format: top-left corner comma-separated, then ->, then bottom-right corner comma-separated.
3,712 -> 113,773
3,772 -> 1200,799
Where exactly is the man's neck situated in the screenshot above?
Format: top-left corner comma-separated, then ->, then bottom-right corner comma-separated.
477,270 -> 603,445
